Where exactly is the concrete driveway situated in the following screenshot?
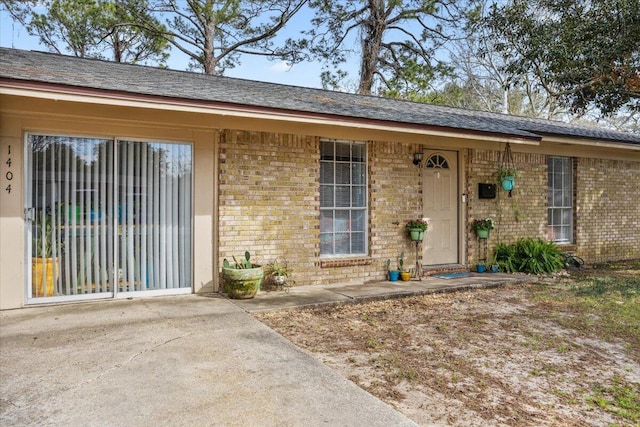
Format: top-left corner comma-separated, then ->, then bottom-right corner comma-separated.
1,295 -> 417,426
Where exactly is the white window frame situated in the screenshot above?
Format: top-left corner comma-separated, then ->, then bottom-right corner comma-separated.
319,139 -> 368,257
547,156 -> 573,244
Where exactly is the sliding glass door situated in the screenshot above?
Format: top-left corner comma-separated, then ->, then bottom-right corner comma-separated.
26,134 -> 192,301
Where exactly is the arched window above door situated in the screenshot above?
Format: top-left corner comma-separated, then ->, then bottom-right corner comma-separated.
426,154 -> 449,169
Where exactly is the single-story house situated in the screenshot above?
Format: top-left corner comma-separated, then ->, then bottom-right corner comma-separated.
1,47 -> 638,310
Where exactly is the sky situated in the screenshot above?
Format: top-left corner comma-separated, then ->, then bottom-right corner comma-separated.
0,5 -> 359,90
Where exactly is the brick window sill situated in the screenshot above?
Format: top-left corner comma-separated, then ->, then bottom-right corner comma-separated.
319,258 -> 373,268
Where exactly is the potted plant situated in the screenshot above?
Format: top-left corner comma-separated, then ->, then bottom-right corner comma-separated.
475,262 -> 486,273
264,257 -> 293,290
221,251 -> 264,299
497,166 -> 517,191
31,206 -> 62,297
471,218 -> 494,239
386,258 -> 400,281
405,218 -> 428,241
398,252 -> 411,281
489,253 -> 500,273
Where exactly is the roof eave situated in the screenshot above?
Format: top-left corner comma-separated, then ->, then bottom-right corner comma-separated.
0,79 -> 541,146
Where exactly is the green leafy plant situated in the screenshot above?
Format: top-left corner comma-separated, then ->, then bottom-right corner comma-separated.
405,218 -> 428,232
32,206 -> 64,258
496,166 -> 518,182
223,251 -> 258,269
471,218 -> 494,232
386,254 -> 405,272
495,238 -> 563,274
398,252 -> 406,272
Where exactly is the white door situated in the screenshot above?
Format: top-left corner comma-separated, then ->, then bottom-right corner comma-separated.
422,151 -> 458,265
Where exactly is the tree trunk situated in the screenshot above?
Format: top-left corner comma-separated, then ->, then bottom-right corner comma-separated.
357,0 -> 385,95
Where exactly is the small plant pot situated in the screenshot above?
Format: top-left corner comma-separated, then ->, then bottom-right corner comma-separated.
491,265 -> 499,273
476,264 -> 486,273
409,229 -> 424,241
476,229 -> 490,239
400,271 -> 411,281
388,271 -> 400,281
501,176 -> 515,191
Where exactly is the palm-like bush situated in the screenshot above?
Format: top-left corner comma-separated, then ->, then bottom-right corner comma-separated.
495,238 -> 564,274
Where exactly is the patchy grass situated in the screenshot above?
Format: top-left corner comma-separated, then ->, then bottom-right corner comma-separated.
257,260 -> 640,426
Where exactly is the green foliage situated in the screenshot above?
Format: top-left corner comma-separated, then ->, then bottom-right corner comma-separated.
131,0 -> 307,74
8,0 -> 169,64
224,251 -> 257,269
495,238 -> 563,274
484,0 -> 640,116
303,0 -> 473,94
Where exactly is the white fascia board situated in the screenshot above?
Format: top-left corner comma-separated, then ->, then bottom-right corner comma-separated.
541,135 -> 640,152
1,84 -> 540,146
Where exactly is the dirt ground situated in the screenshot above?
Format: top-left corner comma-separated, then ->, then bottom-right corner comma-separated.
256,262 -> 640,426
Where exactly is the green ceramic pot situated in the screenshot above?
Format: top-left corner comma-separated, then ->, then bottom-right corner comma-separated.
409,229 -> 425,241
222,266 -> 263,299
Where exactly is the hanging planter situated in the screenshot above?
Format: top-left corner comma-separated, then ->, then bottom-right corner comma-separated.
471,218 -> 494,239
405,219 -> 428,241
476,229 -> 490,239
409,229 -> 425,241
497,143 -> 517,197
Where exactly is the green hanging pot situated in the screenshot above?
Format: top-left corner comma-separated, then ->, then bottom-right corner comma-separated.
409,229 -> 424,241
476,229 -> 490,239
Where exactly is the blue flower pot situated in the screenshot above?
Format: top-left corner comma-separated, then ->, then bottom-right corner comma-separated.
388,271 -> 400,281
476,264 -> 486,273
491,265 -> 499,273
501,176 -> 515,191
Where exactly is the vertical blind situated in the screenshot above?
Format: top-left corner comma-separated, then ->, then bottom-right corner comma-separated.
29,135 -> 192,298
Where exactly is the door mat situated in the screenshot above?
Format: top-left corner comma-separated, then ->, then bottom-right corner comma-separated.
434,272 -> 472,279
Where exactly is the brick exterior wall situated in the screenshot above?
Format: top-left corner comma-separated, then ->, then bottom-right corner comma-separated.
575,158 -> 640,262
219,132 -> 638,288
466,149 -> 640,265
466,149 -> 548,264
218,130 -> 423,287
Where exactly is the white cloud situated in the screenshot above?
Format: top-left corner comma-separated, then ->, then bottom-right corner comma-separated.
268,61 -> 293,73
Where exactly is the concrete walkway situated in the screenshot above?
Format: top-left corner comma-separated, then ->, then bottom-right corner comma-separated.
231,272 -> 528,313
1,273 -> 528,426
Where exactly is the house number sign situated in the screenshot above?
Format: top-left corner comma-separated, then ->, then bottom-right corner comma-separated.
4,144 -> 13,194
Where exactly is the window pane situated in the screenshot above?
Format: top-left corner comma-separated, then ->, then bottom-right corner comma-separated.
335,186 -> 350,207
352,186 -> 365,207
335,210 -> 349,231
336,143 -> 350,161
336,163 -> 350,184
352,210 -> 365,232
320,162 -> 333,184
352,163 -> 365,184
334,233 -> 350,254
320,140 -> 333,160
320,185 -> 333,207
320,210 -> 333,233
351,232 -> 365,253
320,234 -> 333,254
352,144 -> 365,162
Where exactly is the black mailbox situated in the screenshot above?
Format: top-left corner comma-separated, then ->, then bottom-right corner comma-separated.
478,183 -> 496,199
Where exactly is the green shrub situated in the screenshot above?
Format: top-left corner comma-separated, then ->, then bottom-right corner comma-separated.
495,238 -> 564,274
